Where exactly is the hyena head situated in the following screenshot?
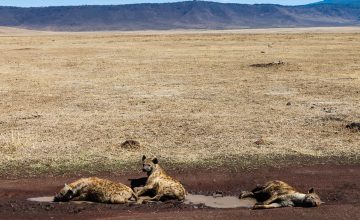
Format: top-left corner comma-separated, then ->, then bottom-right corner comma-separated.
53,184 -> 75,202
142,155 -> 158,173
303,188 -> 322,207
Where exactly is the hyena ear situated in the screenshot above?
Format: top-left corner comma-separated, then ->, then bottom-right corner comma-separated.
152,157 -> 158,164
64,183 -> 70,190
308,188 -> 315,193
142,155 -> 146,161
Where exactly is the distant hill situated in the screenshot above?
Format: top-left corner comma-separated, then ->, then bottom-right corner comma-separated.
0,1 -> 359,31
319,0 -> 360,5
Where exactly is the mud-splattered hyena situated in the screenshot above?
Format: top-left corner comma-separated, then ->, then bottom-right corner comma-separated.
134,155 -> 186,203
54,177 -> 137,204
239,180 -> 323,209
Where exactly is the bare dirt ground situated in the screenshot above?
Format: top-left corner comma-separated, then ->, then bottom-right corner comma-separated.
0,164 -> 359,220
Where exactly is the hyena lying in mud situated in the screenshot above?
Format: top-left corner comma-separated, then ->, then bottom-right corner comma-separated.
134,155 -> 186,203
54,177 -> 137,204
239,180 -> 323,209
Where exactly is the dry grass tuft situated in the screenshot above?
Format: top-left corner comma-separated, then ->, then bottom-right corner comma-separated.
346,123 -> 360,132
120,140 -> 141,150
250,60 -> 285,68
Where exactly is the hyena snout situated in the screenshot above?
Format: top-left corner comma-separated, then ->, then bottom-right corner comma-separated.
142,164 -> 152,172
54,191 -> 74,202
304,193 -> 322,207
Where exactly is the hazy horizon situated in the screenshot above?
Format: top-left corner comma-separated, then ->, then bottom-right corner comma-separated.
0,0 -> 319,7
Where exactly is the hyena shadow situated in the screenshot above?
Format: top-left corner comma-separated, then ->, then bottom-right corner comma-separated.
129,177 -> 156,198
129,177 -> 147,189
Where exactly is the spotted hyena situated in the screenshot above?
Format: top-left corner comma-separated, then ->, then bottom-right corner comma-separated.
239,180 -> 323,209
134,155 -> 186,203
54,177 -> 137,204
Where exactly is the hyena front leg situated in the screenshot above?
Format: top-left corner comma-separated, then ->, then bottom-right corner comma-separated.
259,194 -> 279,205
71,193 -> 88,201
136,181 -> 156,197
136,194 -> 162,204
239,191 -> 254,199
110,195 -> 127,204
133,186 -> 144,193
253,203 -> 282,209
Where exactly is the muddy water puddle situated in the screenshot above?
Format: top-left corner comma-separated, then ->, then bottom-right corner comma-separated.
27,196 -> 55,202
185,194 -> 256,208
28,194 -> 255,209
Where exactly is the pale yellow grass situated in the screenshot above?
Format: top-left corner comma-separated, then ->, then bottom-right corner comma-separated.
0,28 -> 359,174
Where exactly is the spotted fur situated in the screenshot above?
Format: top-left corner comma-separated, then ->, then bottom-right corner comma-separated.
54,177 -> 137,204
135,155 -> 186,203
239,180 -> 323,209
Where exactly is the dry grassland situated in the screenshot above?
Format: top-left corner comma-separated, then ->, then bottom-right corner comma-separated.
0,28 -> 359,175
